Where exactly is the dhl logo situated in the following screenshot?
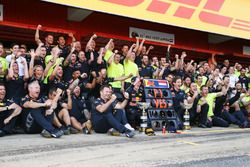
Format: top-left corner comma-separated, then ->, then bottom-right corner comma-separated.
43,0 -> 250,39
101,0 -> 250,32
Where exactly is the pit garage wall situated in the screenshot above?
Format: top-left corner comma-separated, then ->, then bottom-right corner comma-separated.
1,0 -> 249,60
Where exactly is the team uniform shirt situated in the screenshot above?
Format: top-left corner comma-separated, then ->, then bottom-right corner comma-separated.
44,45 -> 53,56
0,57 -> 8,83
172,89 -> 187,112
85,51 -> 106,72
6,55 -> 26,77
48,77 -> 69,90
6,76 -> 25,104
57,45 -> 70,59
104,49 -> 113,62
63,63 -> 79,82
124,59 -> 138,83
0,98 -> 16,128
239,75 -> 249,90
198,93 -> 218,117
77,60 -> 90,74
107,61 -> 124,89
125,86 -> 144,112
21,95 -> 47,112
91,98 -> 118,127
43,55 -> 62,84
135,55 -> 142,68
139,65 -> 155,79
70,95 -> 87,123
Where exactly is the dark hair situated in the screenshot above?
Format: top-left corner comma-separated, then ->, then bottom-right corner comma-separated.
0,83 -> 5,88
99,84 -> 111,92
0,42 -> 3,47
173,76 -> 182,83
196,74 -> 202,79
48,87 -> 57,95
222,75 -> 229,80
57,35 -> 67,41
10,43 -> 19,49
46,34 -> 54,38
235,81 -> 242,87
200,85 -> 208,91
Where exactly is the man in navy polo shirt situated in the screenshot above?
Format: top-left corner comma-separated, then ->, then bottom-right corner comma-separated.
91,85 -> 135,138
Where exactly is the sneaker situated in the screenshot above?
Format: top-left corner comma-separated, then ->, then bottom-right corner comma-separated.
70,127 -> 80,134
40,129 -> 52,138
198,124 -> 207,128
108,128 -> 120,136
51,130 -> 63,138
60,126 -> 70,135
124,129 -> 135,138
125,123 -> 135,131
83,120 -> 92,134
0,130 -> 6,137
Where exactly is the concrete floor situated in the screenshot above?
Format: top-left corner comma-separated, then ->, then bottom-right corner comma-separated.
0,126 -> 250,167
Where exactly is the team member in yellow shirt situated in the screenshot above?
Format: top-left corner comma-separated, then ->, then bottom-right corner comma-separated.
198,85 -> 229,127
124,44 -> 139,89
107,50 -> 125,98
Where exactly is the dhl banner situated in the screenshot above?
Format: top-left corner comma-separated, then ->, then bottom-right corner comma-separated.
43,0 -> 250,40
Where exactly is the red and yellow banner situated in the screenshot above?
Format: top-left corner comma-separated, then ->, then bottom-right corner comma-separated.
43,0 -> 250,39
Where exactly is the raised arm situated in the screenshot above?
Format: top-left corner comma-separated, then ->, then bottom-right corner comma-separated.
166,45 -> 171,63
63,43 -> 76,67
136,37 -> 145,55
68,32 -> 76,43
35,25 -> 42,45
211,53 -> 217,67
180,51 -> 187,70
105,39 -> 113,51
146,45 -> 154,55
23,58 -> 29,81
126,44 -> 136,61
97,48 -> 104,64
85,34 -> 97,52
29,50 -> 36,77
107,50 -> 118,65
6,56 -> 15,80
174,54 -> 180,70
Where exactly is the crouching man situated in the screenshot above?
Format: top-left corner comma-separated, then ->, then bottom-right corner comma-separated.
0,84 -> 22,137
21,81 -> 63,138
91,85 -> 135,138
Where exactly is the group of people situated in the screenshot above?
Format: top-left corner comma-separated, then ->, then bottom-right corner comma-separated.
0,24 -> 249,138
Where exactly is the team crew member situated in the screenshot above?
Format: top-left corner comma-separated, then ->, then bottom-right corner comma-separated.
107,50 -> 125,97
186,83 -> 208,128
35,24 -> 54,55
21,81 -> 63,138
0,84 -> 22,137
171,77 -> 189,124
0,43 -> 8,83
6,53 -> 29,104
125,77 -> 144,128
91,85 -> 135,138
139,55 -> 157,79
70,86 -> 92,134
199,85 -> 229,127
124,44 -> 139,89
48,87 -> 75,135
